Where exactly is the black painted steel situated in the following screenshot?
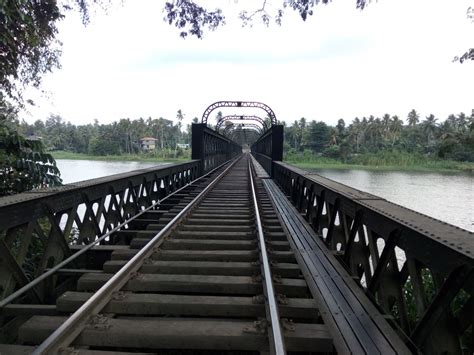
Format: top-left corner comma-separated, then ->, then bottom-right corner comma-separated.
0,124 -> 240,304
251,125 -> 284,177
270,160 -> 474,354
191,123 -> 241,175
262,175 -> 412,354
216,115 -> 269,131
201,101 -> 277,126
224,123 -> 263,136
0,155 -> 335,354
0,161 -> 200,302
227,128 -> 262,147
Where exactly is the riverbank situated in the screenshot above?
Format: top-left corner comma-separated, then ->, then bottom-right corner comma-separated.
51,151 -> 474,173
285,157 -> 474,173
51,151 -> 190,163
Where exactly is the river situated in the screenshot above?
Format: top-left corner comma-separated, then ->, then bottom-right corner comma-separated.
57,159 -> 171,185
56,159 -> 473,232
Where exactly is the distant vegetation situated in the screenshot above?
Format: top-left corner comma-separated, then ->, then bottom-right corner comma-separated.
11,108 -> 474,173
17,110 -> 193,159
282,109 -> 474,172
51,150 -> 190,162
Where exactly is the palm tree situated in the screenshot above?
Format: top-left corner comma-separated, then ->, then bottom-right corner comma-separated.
389,115 -> 403,147
421,114 -> 438,147
299,117 -> 307,148
381,113 -> 392,144
348,117 -> 363,152
456,112 -> 468,132
407,109 -> 420,126
176,110 -> 185,143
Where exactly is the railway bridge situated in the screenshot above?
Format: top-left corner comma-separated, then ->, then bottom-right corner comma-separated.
0,101 -> 473,354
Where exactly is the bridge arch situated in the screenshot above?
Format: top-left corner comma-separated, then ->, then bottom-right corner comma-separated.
201,101 -> 277,126
216,115 -> 269,131
224,123 -> 263,136
226,125 -> 262,146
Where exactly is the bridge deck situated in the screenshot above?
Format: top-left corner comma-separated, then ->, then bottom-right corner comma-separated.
0,155 -> 345,354
0,154 -> 472,355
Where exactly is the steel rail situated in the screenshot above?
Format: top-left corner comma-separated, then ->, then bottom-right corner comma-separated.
32,156 -> 242,354
0,159 -> 233,310
249,160 -> 287,355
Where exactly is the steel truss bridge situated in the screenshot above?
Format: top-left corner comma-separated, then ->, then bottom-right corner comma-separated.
0,101 -> 472,355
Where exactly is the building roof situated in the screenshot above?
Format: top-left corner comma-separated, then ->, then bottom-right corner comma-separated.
140,137 -> 158,141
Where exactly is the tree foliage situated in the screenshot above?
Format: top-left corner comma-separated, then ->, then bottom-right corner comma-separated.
0,0 -> 115,103
284,109 -> 474,163
163,0 -> 225,38
0,97 -> 62,196
17,111 -> 191,157
0,0 -> 373,103
0,0 -> 62,101
454,6 -> 474,63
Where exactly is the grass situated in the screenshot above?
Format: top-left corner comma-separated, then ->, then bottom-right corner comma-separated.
284,152 -> 474,173
51,151 -> 191,163
288,160 -> 474,173
51,150 -> 474,173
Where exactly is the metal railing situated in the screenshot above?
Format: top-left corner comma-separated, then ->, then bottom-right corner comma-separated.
0,126 -> 241,303
250,125 -> 283,177
0,161 -> 199,301
31,156 -> 241,354
192,123 -> 242,174
271,161 -> 474,354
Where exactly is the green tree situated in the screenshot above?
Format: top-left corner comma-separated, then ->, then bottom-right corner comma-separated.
0,98 -> 61,195
421,114 -> 438,148
176,109 -> 185,143
305,121 -> 330,153
336,118 -> 346,136
407,109 -> 420,127
389,115 -> 403,147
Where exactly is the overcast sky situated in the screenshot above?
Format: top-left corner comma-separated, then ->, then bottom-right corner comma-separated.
21,0 -> 474,127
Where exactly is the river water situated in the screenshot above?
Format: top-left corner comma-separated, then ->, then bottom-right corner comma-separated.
57,159 -> 170,185
56,159 -> 473,232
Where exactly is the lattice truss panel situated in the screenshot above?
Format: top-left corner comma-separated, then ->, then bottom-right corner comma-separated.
271,161 -> 473,354
0,162 -> 199,301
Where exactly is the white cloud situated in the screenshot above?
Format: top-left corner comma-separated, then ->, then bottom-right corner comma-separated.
21,0 -> 474,127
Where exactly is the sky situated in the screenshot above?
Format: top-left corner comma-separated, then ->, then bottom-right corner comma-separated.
21,0 -> 474,127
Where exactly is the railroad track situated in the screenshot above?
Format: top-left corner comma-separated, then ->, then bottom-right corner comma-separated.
0,154 -> 333,354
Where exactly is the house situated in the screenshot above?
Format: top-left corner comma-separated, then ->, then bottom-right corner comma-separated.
26,135 -> 42,141
139,137 -> 158,151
